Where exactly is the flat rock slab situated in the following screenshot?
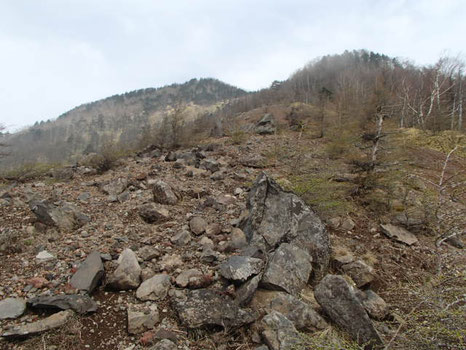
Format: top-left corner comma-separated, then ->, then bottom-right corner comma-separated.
380,224 -> 418,246
261,243 -> 312,295
1,310 -> 74,338
107,248 -> 141,290
28,294 -> 98,314
0,298 -> 26,319
219,256 -> 264,282
70,251 -> 104,293
315,275 -> 383,349
173,289 -> 257,328
240,173 -> 330,281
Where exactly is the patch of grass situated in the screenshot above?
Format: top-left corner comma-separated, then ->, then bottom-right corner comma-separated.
293,328 -> 363,350
287,174 -> 354,218
1,162 -> 59,182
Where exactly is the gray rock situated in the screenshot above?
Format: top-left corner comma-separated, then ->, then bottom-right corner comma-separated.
380,224 -> 418,246
175,269 -> 203,288
28,294 -> 98,315
136,274 -> 171,301
241,155 -> 267,168
29,199 -> 90,231
128,304 -> 159,335
189,216 -> 208,235
101,178 -> 128,197
251,290 -> 327,331
70,251 -> 104,293
138,246 -> 160,261
0,298 -> 26,320
261,311 -> 301,350
356,289 -> 389,320
199,159 -> 220,173
139,204 -> 170,224
255,113 -> 276,135
229,228 -> 248,250
342,260 -> 375,288
77,192 -> 91,202
107,249 -> 141,290
170,230 -> 191,246
219,256 -> 264,282
314,275 -> 383,349
152,180 -> 178,205
150,339 -> 177,350
1,310 -> 74,338
240,173 -> 330,281
173,289 -> 257,328
36,250 -> 55,262
236,274 -> 262,307
261,243 -> 312,295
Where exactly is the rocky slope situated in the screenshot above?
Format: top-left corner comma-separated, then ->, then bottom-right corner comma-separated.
0,119 -> 464,350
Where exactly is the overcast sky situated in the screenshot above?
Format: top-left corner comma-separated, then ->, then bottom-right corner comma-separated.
1,0 -> 465,131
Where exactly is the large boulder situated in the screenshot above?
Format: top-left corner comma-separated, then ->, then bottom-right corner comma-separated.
240,173 -> 330,281
152,180 -> 178,205
261,243 -> 312,295
314,275 -> 383,349
173,289 -> 257,328
255,113 -> 276,135
70,251 -> 104,293
107,249 -> 141,290
29,199 -> 90,231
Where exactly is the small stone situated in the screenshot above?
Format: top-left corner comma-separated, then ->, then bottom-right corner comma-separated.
175,269 -> 203,288
170,230 -> 191,246
150,339 -> 177,350
36,250 -> 55,262
0,298 -> 26,319
152,181 -> 178,205
356,289 -> 389,320
128,304 -> 159,335
189,217 -> 208,235
139,204 -> 170,224
136,274 -> 171,301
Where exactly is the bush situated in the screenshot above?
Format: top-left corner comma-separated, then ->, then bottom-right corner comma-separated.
1,162 -> 58,182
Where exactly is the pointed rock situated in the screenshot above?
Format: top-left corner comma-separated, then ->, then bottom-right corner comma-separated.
314,275 -> 383,349
107,249 -> 141,290
70,251 -> 104,293
136,274 -> 171,301
261,243 -> 312,295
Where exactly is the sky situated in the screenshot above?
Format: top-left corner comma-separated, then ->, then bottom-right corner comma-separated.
0,0 -> 465,132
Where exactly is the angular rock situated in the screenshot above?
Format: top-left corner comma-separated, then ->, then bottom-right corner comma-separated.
70,251 -> 104,293
139,204 -> 170,224
219,256 -> 264,282
107,249 -> 141,290
236,274 -> 262,307
314,275 -> 383,349
199,159 -> 220,173
0,298 -> 26,320
29,199 -> 90,231
170,230 -> 191,246
36,250 -> 55,263
159,254 -> 183,272
173,289 -> 257,328
1,310 -> 74,338
229,228 -> 248,250
136,274 -> 171,301
261,311 -> 301,350
251,290 -> 327,331
138,246 -> 161,261
356,289 -> 389,320
255,113 -> 276,135
152,180 -> 178,205
342,260 -> 375,288
101,178 -> 128,197
128,304 -> 159,335
189,216 -> 208,235
380,224 -> 418,246
240,173 -> 330,281
261,243 -> 312,295
150,339 -> 177,350
28,294 -> 98,315
175,269 -> 203,288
